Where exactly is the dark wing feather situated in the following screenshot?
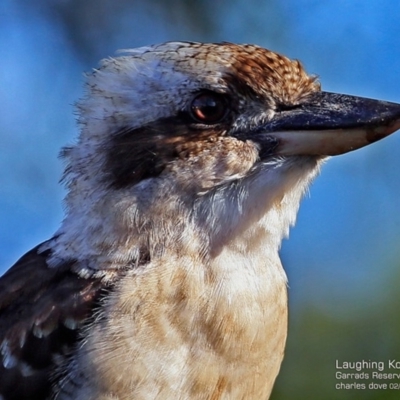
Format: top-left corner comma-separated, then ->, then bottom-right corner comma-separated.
0,242 -> 106,400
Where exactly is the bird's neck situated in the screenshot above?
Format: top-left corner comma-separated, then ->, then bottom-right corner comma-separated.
46,157 -> 322,279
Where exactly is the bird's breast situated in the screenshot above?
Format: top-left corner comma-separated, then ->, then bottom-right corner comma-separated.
61,247 -> 287,400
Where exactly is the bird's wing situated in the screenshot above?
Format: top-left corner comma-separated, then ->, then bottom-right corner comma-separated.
0,242 -> 106,400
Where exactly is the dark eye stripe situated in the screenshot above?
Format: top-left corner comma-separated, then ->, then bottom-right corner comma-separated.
105,112 -> 234,189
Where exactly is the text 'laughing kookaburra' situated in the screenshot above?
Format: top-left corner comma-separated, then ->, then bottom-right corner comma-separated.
1,42 -> 400,400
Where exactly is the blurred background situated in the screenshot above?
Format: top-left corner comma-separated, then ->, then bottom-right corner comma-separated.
1,0 -> 400,398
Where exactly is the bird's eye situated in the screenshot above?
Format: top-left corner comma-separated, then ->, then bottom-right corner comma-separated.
189,92 -> 228,124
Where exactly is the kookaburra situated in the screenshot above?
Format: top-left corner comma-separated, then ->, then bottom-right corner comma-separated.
1,42 -> 400,400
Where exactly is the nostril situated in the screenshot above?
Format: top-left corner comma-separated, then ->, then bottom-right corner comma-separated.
275,103 -> 302,112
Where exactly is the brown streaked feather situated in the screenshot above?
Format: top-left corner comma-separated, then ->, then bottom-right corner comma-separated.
0,242 -> 106,400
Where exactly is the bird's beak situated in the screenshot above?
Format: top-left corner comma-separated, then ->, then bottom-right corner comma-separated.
259,91 -> 400,156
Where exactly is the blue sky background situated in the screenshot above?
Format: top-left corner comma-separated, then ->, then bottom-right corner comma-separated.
1,0 -> 400,321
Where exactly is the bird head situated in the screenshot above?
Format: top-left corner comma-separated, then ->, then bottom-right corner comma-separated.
51,42 -> 400,275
